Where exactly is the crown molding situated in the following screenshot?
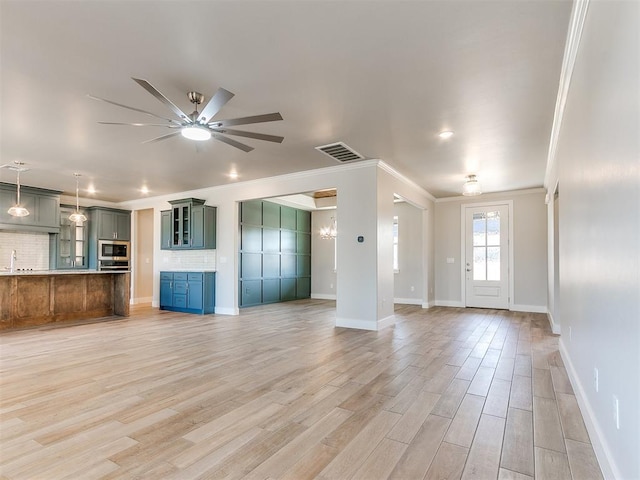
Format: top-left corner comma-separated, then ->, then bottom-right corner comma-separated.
377,161 -> 436,202
434,187 -> 546,203
544,0 -> 591,190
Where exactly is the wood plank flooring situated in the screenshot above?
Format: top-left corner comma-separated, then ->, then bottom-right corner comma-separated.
0,301 -> 604,479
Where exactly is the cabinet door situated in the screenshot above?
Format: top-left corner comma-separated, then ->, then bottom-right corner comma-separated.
97,211 -> 116,239
160,211 -> 172,250
160,278 -> 173,307
187,279 -> 203,310
172,204 -> 190,248
115,213 -> 131,240
190,205 -> 205,249
36,196 -> 59,228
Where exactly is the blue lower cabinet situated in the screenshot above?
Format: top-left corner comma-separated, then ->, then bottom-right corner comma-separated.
159,271 -> 215,314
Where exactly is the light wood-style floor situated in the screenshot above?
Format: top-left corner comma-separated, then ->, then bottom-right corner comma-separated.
1,300 -> 603,480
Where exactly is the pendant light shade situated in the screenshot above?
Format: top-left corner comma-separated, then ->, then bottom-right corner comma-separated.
462,174 -> 482,196
8,162 -> 29,217
69,173 -> 87,224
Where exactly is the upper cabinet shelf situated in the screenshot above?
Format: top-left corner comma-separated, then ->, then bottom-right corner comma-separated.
161,198 -> 216,250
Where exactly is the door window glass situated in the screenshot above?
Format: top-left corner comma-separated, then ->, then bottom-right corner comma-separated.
472,211 -> 501,281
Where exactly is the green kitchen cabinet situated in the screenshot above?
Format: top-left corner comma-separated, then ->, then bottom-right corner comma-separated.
0,182 -> 61,232
159,271 -> 215,314
88,207 -> 131,240
160,210 -> 172,250
163,198 -> 216,250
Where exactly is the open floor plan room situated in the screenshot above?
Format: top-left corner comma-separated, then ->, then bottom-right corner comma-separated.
0,301 -> 602,479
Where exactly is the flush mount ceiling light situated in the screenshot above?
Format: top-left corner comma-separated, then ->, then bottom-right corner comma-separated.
7,161 -> 30,217
438,130 -> 454,139
462,174 -> 482,196
69,173 -> 87,224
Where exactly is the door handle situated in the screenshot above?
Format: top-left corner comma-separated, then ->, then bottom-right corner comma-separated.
466,268 -> 472,272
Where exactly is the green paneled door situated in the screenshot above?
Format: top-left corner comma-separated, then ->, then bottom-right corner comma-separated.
239,200 -> 312,307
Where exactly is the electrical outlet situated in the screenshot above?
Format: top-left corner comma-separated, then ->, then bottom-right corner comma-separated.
410,286 -> 415,292
330,283 -> 334,289
569,326 -> 572,341
594,368 -> 599,392
613,395 -> 620,429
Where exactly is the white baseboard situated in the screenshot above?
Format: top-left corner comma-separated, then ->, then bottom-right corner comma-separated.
214,307 -> 239,315
547,310 -> 562,334
421,301 -> 435,309
335,317 -> 378,331
559,339 -> 619,480
311,293 -> 337,300
510,304 -> 548,314
394,298 -> 423,305
151,300 -> 159,308
435,300 -> 465,308
377,314 -> 396,330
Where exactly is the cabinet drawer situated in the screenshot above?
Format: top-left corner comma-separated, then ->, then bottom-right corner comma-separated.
188,273 -> 203,282
173,272 -> 188,281
160,272 -> 173,280
173,294 -> 187,308
173,281 -> 187,295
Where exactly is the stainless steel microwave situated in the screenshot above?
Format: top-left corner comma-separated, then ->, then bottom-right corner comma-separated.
98,240 -> 130,261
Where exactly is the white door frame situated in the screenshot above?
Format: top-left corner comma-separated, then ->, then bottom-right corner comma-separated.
460,200 -> 514,309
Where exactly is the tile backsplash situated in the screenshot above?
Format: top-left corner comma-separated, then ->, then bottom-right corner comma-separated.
160,249 -> 217,270
0,231 -> 50,270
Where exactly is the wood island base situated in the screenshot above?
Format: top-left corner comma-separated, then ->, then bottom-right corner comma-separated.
0,271 -> 130,331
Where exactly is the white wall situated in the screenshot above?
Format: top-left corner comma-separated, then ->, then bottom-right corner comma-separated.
393,202 -> 424,304
546,1 -> 639,478
311,209 -> 337,299
312,202 -> 427,306
434,189 -> 547,310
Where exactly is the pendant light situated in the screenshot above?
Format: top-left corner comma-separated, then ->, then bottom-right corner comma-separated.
68,173 -> 87,224
462,174 -> 482,196
7,161 -> 29,217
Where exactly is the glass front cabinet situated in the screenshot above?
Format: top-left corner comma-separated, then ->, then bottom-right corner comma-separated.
161,198 -> 216,250
57,206 -> 88,269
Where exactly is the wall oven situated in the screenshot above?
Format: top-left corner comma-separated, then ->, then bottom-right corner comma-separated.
98,240 -> 130,271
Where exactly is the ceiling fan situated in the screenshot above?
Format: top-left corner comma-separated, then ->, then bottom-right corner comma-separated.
88,77 -> 283,152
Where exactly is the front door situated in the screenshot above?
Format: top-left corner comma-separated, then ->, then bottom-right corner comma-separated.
464,204 -> 509,309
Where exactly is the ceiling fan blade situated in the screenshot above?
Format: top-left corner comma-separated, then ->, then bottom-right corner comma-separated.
211,128 -> 284,143
87,94 -> 181,125
211,133 -> 254,152
142,131 -> 182,144
98,122 -> 177,127
208,112 -> 283,128
132,77 -> 191,123
197,87 -> 235,124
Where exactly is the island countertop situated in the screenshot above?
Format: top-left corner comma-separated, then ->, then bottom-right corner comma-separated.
0,269 -> 130,276
0,271 -> 130,330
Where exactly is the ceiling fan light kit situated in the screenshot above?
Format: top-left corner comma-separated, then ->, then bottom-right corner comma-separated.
90,78 -> 283,152
181,125 -> 211,141
462,174 -> 482,196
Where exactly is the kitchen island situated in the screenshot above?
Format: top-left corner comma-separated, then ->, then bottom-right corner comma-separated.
0,270 -> 130,331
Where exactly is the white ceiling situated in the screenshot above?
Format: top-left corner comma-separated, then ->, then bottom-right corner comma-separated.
0,0 -> 572,202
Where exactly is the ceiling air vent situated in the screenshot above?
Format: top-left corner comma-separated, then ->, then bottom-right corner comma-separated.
315,142 -> 364,163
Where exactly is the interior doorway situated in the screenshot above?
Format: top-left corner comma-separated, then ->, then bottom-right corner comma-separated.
133,208 -> 154,304
463,202 -> 511,309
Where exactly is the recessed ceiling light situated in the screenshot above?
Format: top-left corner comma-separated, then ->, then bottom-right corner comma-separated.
86,185 -> 96,194
229,171 -> 239,180
438,130 -> 454,139
140,186 -> 149,194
